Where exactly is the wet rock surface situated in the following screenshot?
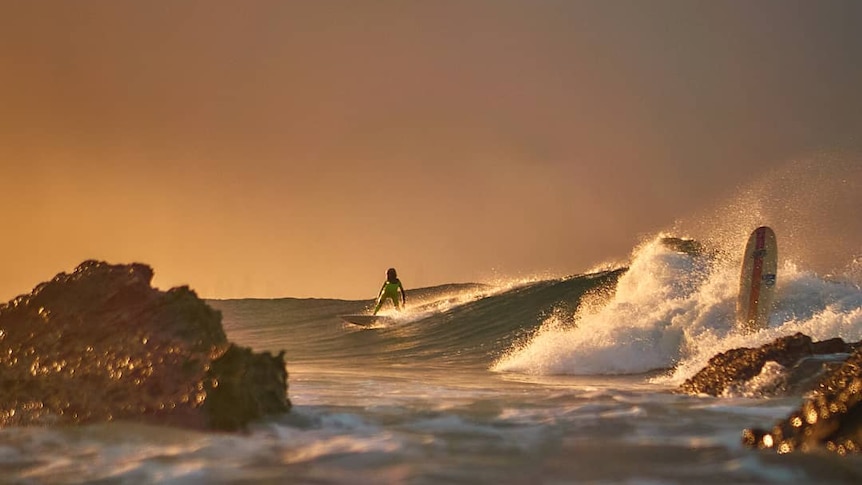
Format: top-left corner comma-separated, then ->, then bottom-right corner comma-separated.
680,332 -> 862,455
0,260 -> 290,430
680,333 -> 857,397
742,346 -> 862,455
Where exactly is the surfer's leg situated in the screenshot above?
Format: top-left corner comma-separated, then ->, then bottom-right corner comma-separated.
386,295 -> 399,311
372,299 -> 383,315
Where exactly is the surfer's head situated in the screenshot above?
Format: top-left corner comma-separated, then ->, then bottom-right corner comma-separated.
386,268 -> 398,282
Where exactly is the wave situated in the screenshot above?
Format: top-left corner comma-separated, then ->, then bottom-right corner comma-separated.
211,273 -> 623,368
211,234 -> 862,382
493,235 -> 862,383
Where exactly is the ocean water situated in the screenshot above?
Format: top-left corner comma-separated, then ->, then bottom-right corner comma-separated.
3,236 -> 862,484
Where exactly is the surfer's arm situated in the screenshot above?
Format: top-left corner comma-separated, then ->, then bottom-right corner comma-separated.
399,282 -> 406,304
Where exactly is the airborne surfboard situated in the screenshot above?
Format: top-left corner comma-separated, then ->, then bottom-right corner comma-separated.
736,226 -> 778,333
340,314 -> 392,327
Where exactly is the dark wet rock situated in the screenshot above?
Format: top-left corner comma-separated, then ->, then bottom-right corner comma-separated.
204,345 -> 288,430
659,237 -> 710,257
679,333 -> 858,397
678,332 -> 862,455
0,260 -> 290,431
782,354 -> 854,396
742,345 -> 862,455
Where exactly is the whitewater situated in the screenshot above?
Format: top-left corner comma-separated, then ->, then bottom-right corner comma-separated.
2,230 -> 862,483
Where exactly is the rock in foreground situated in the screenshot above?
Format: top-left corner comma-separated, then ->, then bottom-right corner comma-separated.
680,332 -> 862,455
742,345 -> 862,455
0,260 -> 290,430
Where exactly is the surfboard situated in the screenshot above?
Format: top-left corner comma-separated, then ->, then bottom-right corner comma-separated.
340,315 -> 392,327
736,226 -> 778,333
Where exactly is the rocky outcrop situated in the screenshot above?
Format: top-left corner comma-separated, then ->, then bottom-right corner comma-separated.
203,345 -> 288,430
742,345 -> 862,455
0,260 -> 290,431
659,237 -> 711,258
679,332 -> 862,455
679,333 -> 857,397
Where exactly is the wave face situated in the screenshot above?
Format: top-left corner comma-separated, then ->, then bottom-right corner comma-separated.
211,235 -> 862,383
211,274 -> 623,369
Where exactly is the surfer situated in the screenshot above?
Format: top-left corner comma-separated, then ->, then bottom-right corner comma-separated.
372,268 -> 406,315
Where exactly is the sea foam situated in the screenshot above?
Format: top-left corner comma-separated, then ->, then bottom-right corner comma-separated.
493,234 -> 862,384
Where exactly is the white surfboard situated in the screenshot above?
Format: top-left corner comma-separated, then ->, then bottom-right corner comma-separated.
340,314 -> 392,327
736,226 -> 778,333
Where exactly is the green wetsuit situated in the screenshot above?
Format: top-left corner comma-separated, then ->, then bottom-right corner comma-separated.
373,279 -> 405,314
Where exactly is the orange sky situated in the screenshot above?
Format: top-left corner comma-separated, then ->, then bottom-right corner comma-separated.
2,1 -> 861,300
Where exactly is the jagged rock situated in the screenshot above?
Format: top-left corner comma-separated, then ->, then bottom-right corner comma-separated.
204,345 -> 288,430
659,237 -> 710,257
678,332 -> 862,455
0,260 -> 290,430
679,333 -> 857,397
742,346 -> 862,455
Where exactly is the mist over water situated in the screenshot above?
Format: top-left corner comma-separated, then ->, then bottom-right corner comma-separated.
674,150 -> 862,276
494,152 -> 862,385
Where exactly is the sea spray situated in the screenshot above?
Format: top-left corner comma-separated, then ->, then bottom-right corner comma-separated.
492,236 -> 723,375
492,234 -> 862,384
661,262 -> 862,386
